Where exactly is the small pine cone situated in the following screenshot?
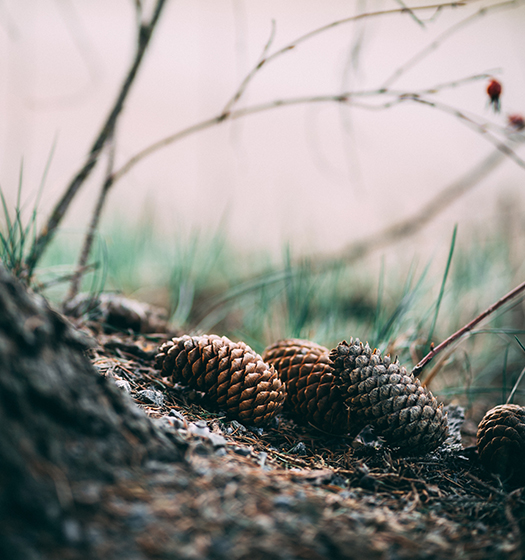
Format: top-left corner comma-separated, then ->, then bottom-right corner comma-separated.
329,339 -> 448,455
476,404 -> 525,486
155,335 -> 285,426
262,339 -> 348,434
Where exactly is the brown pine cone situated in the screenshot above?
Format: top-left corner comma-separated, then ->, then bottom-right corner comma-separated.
262,339 -> 349,434
476,404 -> 525,486
155,335 -> 285,426
329,339 -> 448,455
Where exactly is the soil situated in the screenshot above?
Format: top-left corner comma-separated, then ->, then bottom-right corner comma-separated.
60,321 -> 525,560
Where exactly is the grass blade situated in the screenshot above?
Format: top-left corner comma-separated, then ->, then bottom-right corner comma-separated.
425,224 -> 457,352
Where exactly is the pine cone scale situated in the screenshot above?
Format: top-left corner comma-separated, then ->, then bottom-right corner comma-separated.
262,338 -> 350,434
155,335 -> 450,454
155,335 -> 285,425
476,404 -> 525,486
330,339 -> 448,455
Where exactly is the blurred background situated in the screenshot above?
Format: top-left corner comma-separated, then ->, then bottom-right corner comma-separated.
1,0 -> 525,413
1,0 -> 525,257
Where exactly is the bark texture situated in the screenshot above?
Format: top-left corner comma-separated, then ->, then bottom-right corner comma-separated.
0,266 -> 183,558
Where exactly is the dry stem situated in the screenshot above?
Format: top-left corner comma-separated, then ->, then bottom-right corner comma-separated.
65,132 -> 117,305
381,0 -> 522,89
111,70 -> 503,187
506,365 -> 525,404
219,2 -> 465,120
412,280 -> 525,377
23,0 -> 168,280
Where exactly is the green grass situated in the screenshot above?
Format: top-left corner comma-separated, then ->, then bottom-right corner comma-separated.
0,164 -> 41,279
3,205 -> 525,413
0,143 -> 56,282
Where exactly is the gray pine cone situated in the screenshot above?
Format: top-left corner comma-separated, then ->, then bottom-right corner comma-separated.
329,339 -> 448,455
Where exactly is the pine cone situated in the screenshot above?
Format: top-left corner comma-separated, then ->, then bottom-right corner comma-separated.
262,339 -> 348,434
476,404 -> 525,486
329,339 -> 448,455
155,335 -> 285,426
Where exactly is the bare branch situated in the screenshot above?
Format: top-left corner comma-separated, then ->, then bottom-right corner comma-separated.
65,132 -> 117,305
112,116 -> 223,184
411,71 -> 501,95
254,2 -> 464,71
412,280 -> 525,377
134,0 -> 143,28
394,0 -> 427,27
381,0 -> 523,89
221,19 -> 276,116
110,68 -> 518,187
24,0 -> 168,280
219,2 -> 465,118
404,95 -> 525,170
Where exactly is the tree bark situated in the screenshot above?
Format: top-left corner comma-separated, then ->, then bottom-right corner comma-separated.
0,265 -> 183,558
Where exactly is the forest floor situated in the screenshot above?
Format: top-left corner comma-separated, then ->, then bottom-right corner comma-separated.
58,311 -> 525,560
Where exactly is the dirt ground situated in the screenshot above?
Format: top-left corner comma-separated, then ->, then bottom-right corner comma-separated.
60,320 -> 525,560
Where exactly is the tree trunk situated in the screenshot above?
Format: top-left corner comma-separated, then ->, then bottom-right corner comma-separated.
0,265 -> 183,558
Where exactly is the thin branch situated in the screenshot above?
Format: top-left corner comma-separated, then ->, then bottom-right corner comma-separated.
412,280 -> 525,377
221,19 -> 276,116
394,0 -> 426,28
65,133 -> 117,305
110,95 -> 361,185
337,71 -> 498,107
112,116 -> 223,184
24,0 -> 167,280
218,2 -> 465,119
381,0 -> 523,89
110,68 -> 503,186
328,90 -> 525,169
134,0 -> 143,29
411,71 -> 501,95
404,95 -> 525,170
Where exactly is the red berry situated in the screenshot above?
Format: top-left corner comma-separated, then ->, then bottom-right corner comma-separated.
487,79 -> 502,113
507,114 -> 525,130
